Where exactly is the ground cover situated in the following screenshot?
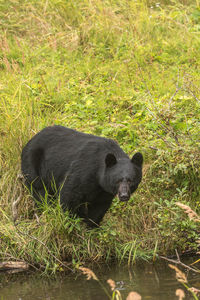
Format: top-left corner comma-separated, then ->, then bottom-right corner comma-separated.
0,0 -> 200,273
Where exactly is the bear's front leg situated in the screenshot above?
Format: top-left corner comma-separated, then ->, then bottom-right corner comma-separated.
85,192 -> 114,227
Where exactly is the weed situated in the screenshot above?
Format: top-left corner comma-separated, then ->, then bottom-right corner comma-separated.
0,0 -> 199,272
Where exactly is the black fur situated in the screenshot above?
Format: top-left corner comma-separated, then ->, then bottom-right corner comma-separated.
21,125 -> 143,227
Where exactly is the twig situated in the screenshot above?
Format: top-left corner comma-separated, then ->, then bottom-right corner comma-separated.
12,191 -> 22,223
0,252 -> 39,272
175,249 -> 180,261
12,174 -> 24,222
149,146 -> 158,150
14,224 -> 74,273
145,106 -> 169,133
160,250 -> 200,274
188,90 -> 200,103
168,87 -> 181,109
152,130 -> 174,148
0,261 -> 29,271
183,87 -> 200,104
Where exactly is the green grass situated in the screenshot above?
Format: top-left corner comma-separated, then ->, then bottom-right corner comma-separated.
0,0 -> 200,273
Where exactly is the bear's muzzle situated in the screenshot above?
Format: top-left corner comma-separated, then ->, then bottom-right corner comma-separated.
118,181 -> 131,202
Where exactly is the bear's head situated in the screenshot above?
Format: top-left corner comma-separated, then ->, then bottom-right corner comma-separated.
101,152 -> 143,201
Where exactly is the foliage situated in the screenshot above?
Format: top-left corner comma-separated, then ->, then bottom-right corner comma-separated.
0,0 -> 200,272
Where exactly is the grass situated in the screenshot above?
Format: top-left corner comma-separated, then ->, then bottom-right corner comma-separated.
0,0 -> 200,273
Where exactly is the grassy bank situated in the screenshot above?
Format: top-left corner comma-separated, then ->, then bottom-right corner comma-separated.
0,0 -> 200,273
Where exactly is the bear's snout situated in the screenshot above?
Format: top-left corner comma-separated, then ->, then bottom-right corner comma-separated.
118,181 -> 131,202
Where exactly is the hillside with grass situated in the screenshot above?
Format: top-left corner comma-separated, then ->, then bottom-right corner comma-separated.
0,0 -> 200,273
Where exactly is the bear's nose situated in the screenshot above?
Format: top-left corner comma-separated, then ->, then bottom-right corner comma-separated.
118,181 -> 130,202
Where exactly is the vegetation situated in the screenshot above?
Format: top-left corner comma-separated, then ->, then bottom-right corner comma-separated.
0,0 -> 200,273
79,264 -> 200,300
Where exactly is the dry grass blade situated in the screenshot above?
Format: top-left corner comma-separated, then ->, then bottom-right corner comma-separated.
126,291 -> 142,300
190,256 -> 200,265
188,287 -> 200,295
12,191 -> 22,223
107,278 -> 116,291
79,267 -> 98,281
169,264 -> 187,283
176,202 -> 200,222
11,174 -> 24,222
176,289 -> 185,300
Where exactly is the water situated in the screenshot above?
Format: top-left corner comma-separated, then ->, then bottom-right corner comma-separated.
0,261 -> 199,299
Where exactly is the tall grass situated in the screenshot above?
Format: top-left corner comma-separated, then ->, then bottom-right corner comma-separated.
0,0 -> 200,273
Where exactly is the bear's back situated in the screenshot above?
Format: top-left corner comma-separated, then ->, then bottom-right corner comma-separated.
22,125 -> 127,182
25,125 -> 126,159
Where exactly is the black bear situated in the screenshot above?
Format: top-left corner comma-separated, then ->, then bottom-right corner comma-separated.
21,125 -> 143,227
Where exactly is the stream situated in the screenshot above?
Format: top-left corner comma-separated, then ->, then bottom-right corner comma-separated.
0,260 -> 199,299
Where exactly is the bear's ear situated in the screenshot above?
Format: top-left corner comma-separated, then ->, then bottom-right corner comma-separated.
105,153 -> 117,168
131,152 -> 143,167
